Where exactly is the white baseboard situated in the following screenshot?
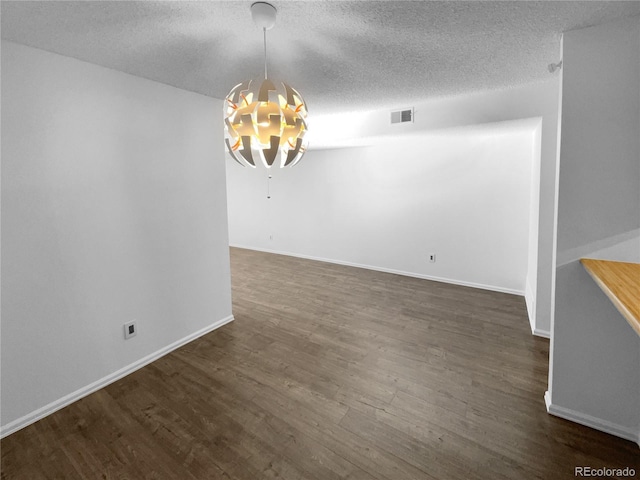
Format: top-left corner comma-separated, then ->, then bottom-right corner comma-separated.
533,328 -> 550,339
523,281 -> 549,338
524,279 -> 551,338
545,390 -> 639,446
524,279 -> 536,332
230,245 -> 524,296
0,315 -> 234,439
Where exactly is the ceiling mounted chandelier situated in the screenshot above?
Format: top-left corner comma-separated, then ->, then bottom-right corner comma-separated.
223,2 -> 309,169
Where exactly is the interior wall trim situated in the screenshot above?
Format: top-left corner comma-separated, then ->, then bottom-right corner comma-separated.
533,328 -> 551,339
525,278 -> 536,333
0,315 -> 235,439
230,245 -> 525,296
545,391 -> 640,446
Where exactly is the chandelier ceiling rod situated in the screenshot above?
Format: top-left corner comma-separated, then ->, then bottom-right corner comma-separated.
263,27 -> 268,80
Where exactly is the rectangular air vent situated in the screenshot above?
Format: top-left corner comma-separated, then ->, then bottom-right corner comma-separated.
391,108 -> 414,124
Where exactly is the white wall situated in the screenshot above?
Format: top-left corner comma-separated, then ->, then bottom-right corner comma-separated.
556,17 -> 640,253
1,42 -> 233,435
228,78 -> 560,335
548,16 -> 640,444
228,119 -> 537,294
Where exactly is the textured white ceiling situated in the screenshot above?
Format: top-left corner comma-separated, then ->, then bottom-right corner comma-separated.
2,1 -> 639,114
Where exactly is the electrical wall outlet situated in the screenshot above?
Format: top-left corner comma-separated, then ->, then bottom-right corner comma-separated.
124,321 -> 137,339
429,253 -> 436,263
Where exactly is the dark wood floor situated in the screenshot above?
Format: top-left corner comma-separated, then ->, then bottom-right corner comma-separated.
2,247 -> 638,479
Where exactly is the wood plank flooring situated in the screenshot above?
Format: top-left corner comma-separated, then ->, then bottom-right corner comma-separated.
2,247 -> 638,479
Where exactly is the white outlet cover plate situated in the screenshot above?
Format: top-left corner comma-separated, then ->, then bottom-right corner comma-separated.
124,321 -> 137,339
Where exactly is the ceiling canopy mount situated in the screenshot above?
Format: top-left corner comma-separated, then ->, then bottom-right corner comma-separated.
251,2 -> 277,30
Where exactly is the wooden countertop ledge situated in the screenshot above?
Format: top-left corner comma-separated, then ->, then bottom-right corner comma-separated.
580,258 -> 640,337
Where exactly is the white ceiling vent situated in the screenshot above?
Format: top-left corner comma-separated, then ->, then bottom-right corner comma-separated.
391,108 -> 414,125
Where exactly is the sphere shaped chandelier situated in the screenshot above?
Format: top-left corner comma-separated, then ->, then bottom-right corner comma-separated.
224,2 -> 309,169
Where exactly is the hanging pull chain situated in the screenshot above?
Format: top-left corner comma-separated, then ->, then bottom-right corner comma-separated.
263,27 -> 268,80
